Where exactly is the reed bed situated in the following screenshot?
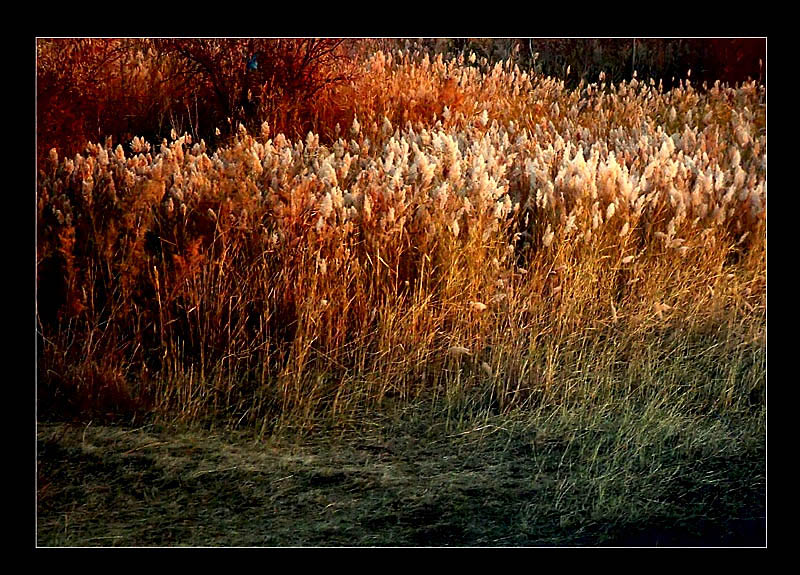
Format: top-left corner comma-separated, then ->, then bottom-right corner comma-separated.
36,48 -> 766,434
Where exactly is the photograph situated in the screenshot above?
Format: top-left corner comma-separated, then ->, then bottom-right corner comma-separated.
35,37 -> 767,548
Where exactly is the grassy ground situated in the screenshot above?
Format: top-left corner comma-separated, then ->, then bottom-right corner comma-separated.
36,399 -> 765,547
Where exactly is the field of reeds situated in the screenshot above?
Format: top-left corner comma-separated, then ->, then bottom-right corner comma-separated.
36,39 -> 766,546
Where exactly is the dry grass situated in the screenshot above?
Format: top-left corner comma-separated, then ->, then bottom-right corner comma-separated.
37,45 -> 765,433
36,43 -> 766,546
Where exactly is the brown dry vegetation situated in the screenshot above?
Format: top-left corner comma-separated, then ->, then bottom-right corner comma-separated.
36,39 -> 766,547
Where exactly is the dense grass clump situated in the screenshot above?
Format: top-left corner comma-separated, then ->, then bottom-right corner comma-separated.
37,45 -> 765,436
35,39 -> 766,547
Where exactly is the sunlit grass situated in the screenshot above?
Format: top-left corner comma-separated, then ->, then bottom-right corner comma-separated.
37,47 -> 765,437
